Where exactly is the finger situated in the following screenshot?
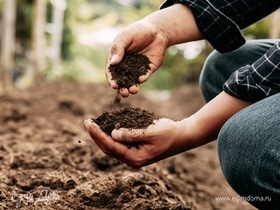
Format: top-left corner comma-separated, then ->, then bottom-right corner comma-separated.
109,54 -> 121,65
111,128 -> 150,144
105,68 -> 119,89
138,70 -> 152,83
84,119 -> 129,157
138,62 -> 158,83
119,88 -> 129,98
84,119 -> 145,167
128,84 -> 139,94
109,33 -> 128,64
105,50 -> 119,89
105,39 -> 126,89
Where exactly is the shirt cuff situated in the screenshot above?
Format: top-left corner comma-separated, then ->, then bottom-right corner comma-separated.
223,66 -> 280,102
223,42 -> 280,102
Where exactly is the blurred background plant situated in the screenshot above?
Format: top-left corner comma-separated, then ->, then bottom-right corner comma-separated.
0,0 -> 279,94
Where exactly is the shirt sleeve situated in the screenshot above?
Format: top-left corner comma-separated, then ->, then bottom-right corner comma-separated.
160,0 -> 280,53
223,42 -> 280,102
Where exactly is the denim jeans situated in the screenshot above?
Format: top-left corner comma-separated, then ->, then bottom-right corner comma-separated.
199,39 -> 280,210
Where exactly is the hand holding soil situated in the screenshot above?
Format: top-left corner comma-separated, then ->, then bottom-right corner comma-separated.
106,20 -> 168,98
84,117 -> 184,168
86,52 -> 170,167
107,52 -> 151,97
85,52 -> 189,167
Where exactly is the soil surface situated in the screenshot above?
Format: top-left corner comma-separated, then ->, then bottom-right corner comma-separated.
0,80 -> 256,210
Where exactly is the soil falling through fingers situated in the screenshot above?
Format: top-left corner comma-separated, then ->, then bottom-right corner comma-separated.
98,52 -> 156,136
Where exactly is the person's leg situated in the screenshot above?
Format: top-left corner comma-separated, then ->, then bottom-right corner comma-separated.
200,39 -> 280,209
217,93 -> 280,209
199,40 -> 278,102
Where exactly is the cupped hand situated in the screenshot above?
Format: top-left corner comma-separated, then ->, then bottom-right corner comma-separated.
106,20 -> 168,97
84,118 -> 187,168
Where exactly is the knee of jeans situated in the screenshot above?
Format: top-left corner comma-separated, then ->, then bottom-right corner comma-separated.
200,50 -> 221,81
217,115 -> 258,194
199,50 -> 223,101
217,120 -> 239,189
217,115 -> 280,209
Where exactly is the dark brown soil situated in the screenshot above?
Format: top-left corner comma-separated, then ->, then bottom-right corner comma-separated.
0,80 -> 256,210
109,52 -> 150,89
104,52 -> 154,136
93,107 -> 156,136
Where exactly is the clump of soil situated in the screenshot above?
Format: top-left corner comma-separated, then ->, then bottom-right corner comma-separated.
109,52 -> 151,89
93,107 -> 156,136
100,52 -> 155,136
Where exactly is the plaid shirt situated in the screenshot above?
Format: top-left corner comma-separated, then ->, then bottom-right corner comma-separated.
161,0 -> 280,102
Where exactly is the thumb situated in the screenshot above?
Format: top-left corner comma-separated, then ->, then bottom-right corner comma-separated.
110,54 -> 122,65
111,128 -> 144,144
109,37 -> 126,65
111,129 -> 123,140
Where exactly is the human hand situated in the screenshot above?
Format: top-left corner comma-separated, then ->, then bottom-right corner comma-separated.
106,20 -> 168,97
84,118 -> 187,168
106,3 -> 202,97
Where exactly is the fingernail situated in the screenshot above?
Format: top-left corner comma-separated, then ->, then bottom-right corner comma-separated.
84,119 -> 90,126
112,129 -> 122,140
110,54 -> 118,64
84,119 -> 94,128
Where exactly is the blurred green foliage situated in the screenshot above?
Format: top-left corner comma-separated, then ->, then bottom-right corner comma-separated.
10,0 -> 272,90
243,19 -> 270,39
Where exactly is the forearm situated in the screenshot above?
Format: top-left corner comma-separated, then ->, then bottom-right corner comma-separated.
175,92 -> 252,151
161,0 -> 280,53
140,3 -> 203,47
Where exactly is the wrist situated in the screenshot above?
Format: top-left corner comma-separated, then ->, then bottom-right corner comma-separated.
172,118 -> 198,152
173,115 -> 214,152
142,4 -> 202,46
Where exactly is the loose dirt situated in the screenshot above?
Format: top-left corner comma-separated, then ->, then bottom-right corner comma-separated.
93,107 -> 156,136
0,80 -> 256,210
109,52 -> 150,89
99,52 -> 155,136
